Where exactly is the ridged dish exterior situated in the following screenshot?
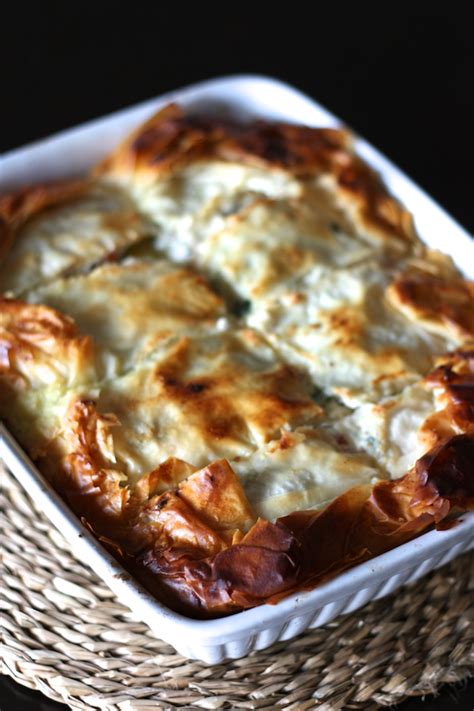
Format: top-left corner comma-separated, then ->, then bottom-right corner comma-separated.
156,534 -> 474,663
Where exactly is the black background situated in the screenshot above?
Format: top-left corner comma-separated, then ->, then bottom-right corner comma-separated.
1,2 -> 473,233
0,3 -> 472,709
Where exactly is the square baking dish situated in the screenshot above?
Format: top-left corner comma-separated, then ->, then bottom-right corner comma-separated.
1,74 -> 473,664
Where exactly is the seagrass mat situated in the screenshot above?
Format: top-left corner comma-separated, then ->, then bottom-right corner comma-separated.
1,464 -> 473,710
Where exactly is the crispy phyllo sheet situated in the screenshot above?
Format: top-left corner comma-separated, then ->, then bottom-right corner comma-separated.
137,434 -> 474,616
0,179 -> 152,295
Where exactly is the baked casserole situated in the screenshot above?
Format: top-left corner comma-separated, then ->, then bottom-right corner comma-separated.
1,104 -> 473,617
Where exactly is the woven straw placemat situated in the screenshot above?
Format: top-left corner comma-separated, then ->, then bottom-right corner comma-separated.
1,463 -> 473,710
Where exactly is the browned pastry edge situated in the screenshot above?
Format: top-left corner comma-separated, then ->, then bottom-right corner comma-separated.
388,272 -> 474,340
0,297 -> 94,399
132,434 -> 474,617
0,179 -> 89,266
420,348 -> 474,444
96,103 -> 417,247
95,103 -> 352,176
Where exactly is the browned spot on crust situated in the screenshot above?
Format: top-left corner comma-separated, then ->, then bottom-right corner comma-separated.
134,458 -> 197,499
277,431 -> 298,450
178,459 -> 256,538
204,416 -> 240,440
150,337 -> 320,448
219,121 -> 350,172
389,272 -> 474,339
158,373 -> 210,397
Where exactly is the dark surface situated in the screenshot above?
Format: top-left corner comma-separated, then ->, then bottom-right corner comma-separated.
0,673 -> 473,710
0,4 -> 472,710
0,4 -> 473,233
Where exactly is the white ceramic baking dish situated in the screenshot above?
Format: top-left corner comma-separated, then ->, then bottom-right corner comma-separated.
1,75 -> 473,664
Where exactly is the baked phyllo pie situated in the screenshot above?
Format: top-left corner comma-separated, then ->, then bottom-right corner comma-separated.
1,104 -> 473,617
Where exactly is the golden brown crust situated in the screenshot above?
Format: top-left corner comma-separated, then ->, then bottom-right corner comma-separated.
148,332 -> 322,450
136,490 -> 227,558
26,259 -> 227,373
97,104 -> 415,248
0,299 -> 98,460
43,425 -> 474,617
419,348 -> 474,449
0,179 -> 88,226
134,458 -> 197,500
0,298 -> 94,391
177,460 -> 256,541
388,272 -> 474,340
